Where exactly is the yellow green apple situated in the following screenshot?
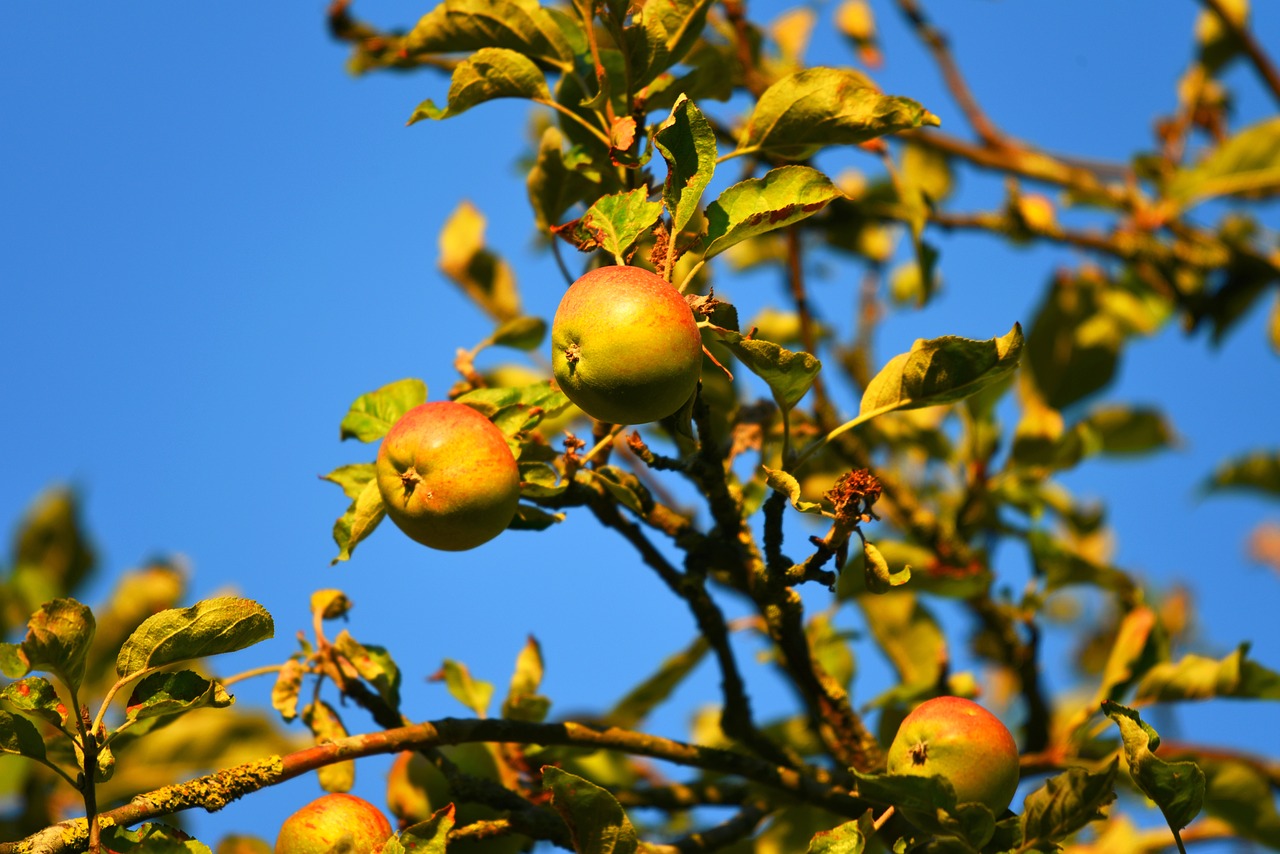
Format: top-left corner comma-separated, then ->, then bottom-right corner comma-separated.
275,793 -> 393,854
376,401 -> 521,551
551,265 -> 702,425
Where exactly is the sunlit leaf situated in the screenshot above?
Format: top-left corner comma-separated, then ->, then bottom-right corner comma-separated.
334,630 -> 402,710
321,463 -> 378,501
409,48 -> 550,123
806,816 -> 868,853
1102,701 -> 1204,833
439,201 -> 522,321
528,126 -> 600,234
339,379 -> 427,443
331,477 -> 387,565
1134,643 -> 1280,702
401,0 -> 575,68
704,166 -> 844,259
655,96 -> 717,242
552,187 -> 663,263
116,598 -> 273,679
436,660 -> 493,717
861,324 -> 1024,420
503,636 -> 550,722
763,467 -> 825,514
737,67 -> 938,160
862,541 -> 910,594
3,598 -> 95,694
490,316 -> 547,351
395,804 -> 457,854
271,659 -> 304,723
1167,116 -> 1280,209
0,677 -> 69,729
101,823 -> 212,854
303,700 -> 354,792
704,326 -> 821,413
123,670 -> 233,734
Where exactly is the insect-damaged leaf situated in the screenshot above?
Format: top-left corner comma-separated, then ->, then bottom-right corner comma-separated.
339,379 -> 427,443
737,67 -> 938,160
408,48 -> 551,123
703,325 -> 821,413
552,187 -> 663,263
116,598 -> 273,679
1102,701 -> 1205,833
860,324 -> 1023,420
655,96 -> 717,240
1,598 -> 95,694
704,166 -> 844,259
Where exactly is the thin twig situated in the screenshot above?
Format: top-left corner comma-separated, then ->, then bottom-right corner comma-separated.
1198,0 -> 1280,106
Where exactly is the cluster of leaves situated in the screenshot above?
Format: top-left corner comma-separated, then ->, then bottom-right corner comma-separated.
5,0 -> 1280,851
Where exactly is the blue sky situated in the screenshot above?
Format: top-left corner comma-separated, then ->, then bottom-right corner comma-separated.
3,0 -> 1278,845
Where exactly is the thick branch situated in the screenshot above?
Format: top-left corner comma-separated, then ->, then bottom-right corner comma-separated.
0,718 -> 874,854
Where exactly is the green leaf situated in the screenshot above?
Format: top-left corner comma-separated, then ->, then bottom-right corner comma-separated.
704,325 -> 821,413
762,467 -> 826,515
490,316 -> 548,351
439,201 -> 522,322
123,670 -> 233,734
116,598 -> 274,679
1134,643 -> 1280,702
1167,116 -> 1280,209
320,463 -> 378,501
551,187 -> 663,263
860,324 -> 1024,421
604,636 -> 709,730
519,461 -> 569,498
862,541 -> 910,594
1019,760 -> 1118,848
5,598 -> 96,694
703,166 -> 844,259
339,379 -> 427,443
0,677 -> 69,729
1079,405 -> 1177,456
401,0 -> 575,69
737,67 -> 938,160
334,630 -> 402,710
1102,701 -> 1205,833
542,765 -> 639,854
101,823 -> 213,854
1201,449 -> 1280,498
0,709 -> 47,763
437,659 -> 493,717
408,48 -> 551,122
397,804 -> 457,854
331,477 -> 387,565
654,96 -> 717,240
303,700 -> 354,793
310,589 -> 353,621
9,487 -> 96,608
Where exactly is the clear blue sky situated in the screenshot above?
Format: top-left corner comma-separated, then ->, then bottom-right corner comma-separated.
3,0 -> 1278,845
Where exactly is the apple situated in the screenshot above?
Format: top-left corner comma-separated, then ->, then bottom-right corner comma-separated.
551,265 -> 703,425
275,793 -> 393,854
376,401 -> 521,551
885,696 -> 1020,815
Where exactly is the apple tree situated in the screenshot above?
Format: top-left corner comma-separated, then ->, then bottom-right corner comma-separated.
3,0 -> 1280,852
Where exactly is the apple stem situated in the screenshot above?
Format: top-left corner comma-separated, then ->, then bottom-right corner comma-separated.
872,805 -> 895,832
